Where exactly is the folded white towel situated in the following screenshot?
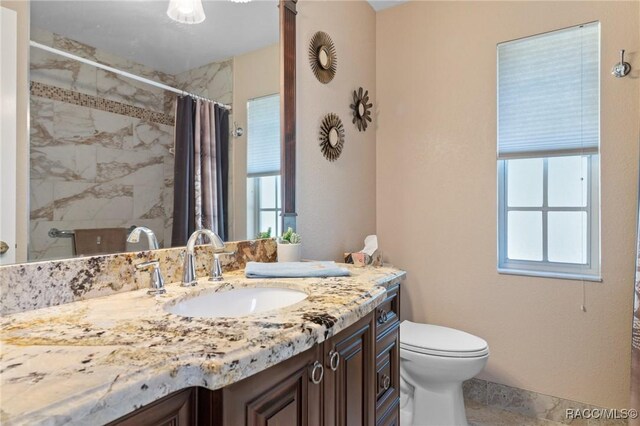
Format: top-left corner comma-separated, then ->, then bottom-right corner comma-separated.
245,261 -> 350,278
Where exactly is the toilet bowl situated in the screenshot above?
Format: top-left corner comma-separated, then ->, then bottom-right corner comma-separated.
399,321 -> 489,426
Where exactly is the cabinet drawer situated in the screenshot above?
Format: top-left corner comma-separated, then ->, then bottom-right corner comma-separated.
376,398 -> 400,426
375,324 -> 400,420
375,285 -> 400,337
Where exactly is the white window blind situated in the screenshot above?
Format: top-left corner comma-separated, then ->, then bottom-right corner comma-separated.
497,23 -> 600,160
247,94 -> 280,177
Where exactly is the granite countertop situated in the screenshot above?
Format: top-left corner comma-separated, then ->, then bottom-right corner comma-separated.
0,265 -> 405,426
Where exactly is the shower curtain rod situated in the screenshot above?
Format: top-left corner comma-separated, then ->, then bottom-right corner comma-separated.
30,41 -> 232,110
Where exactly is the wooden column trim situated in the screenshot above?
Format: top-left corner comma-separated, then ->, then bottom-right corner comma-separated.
280,0 -> 297,232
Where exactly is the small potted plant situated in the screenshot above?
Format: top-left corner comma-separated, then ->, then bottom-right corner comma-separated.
257,227 -> 272,239
277,227 -> 301,262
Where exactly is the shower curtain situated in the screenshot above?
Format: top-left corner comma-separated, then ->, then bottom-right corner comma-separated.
171,96 -> 229,246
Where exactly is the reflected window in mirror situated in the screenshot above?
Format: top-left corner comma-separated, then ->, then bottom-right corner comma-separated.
246,94 -> 281,239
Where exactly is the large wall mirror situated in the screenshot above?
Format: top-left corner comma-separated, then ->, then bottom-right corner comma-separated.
0,0 -> 296,265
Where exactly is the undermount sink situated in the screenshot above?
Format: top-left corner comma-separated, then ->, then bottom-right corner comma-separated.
164,287 -> 308,318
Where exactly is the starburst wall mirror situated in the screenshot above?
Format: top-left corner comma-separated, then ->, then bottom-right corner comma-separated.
350,87 -> 372,132
309,31 -> 337,84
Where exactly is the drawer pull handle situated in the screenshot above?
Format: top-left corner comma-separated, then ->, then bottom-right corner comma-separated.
329,350 -> 340,371
310,361 -> 324,384
381,374 -> 391,391
378,309 -> 389,324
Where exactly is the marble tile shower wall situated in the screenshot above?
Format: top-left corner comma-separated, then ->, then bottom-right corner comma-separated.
28,29 -> 234,261
174,58 -> 233,106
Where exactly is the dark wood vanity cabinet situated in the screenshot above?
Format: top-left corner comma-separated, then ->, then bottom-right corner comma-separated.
108,388 -> 197,426
211,342 -> 323,426
111,286 -> 401,426
374,285 -> 401,425
323,314 -> 376,426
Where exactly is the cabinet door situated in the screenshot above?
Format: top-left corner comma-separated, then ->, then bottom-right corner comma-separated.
323,313 -> 375,426
108,388 -> 196,426
221,344 -> 323,426
375,324 -> 400,424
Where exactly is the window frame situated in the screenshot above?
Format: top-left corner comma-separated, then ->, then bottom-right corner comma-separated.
497,155 -> 601,281
250,173 -> 281,238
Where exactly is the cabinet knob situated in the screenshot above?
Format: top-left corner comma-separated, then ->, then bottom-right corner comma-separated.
310,361 -> 324,384
381,374 -> 391,391
0,241 -> 8,255
378,309 -> 389,324
328,350 -> 340,371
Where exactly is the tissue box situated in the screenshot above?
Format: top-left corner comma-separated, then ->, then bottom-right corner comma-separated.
344,251 -> 383,267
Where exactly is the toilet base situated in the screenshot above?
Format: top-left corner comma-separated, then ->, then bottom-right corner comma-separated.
400,380 -> 468,426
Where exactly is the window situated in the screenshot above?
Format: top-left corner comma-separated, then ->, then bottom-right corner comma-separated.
246,94 -> 281,238
497,23 -> 601,280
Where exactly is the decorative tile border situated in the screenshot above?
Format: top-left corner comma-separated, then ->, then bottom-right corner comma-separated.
464,378 -> 628,425
0,238 -> 276,316
30,81 -> 175,126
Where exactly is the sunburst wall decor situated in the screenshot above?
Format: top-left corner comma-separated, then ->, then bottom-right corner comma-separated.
308,31 -> 337,84
350,87 -> 373,132
319,113 -> 345,161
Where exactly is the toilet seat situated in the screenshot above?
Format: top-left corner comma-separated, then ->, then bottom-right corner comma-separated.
400,321 -> 489,358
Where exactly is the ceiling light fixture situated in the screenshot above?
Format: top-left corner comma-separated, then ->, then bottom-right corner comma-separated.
229,0 -> 252,3
167,0 -> 206,24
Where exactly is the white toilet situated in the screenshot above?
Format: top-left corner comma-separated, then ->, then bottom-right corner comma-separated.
399,321 -> 489,426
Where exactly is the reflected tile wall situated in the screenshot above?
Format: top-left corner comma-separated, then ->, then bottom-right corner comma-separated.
175,58 -> 233,106
29,29 -> 180,261
29,29 -> 233,261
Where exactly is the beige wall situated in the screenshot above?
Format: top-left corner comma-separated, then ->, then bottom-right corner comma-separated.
1,1 -> 28,263
231,44 -> 280,241
376,1 -> 639,409
296,0 -> 377,261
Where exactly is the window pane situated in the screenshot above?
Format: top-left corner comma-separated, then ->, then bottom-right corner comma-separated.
259,211 -> 277,237
507,211 -> 543,261
548,156 -> 588,207
259,175 -> 277,209
548,212 -> 588,264
507,158 -> 543,207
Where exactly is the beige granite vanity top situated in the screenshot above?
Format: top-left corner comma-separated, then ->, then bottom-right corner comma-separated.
0,265 -> 405,426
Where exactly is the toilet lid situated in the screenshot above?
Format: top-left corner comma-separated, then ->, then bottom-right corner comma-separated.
400,321 -> 489,358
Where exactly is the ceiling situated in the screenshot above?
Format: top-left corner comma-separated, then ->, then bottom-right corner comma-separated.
367,0 -> 409,12
31,0 -> 279,75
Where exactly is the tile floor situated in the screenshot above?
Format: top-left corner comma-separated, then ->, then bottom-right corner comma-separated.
466,400 -> 564,426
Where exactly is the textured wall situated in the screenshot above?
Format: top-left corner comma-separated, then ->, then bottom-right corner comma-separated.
296,0 -> 377,261
376,1 -> 639,408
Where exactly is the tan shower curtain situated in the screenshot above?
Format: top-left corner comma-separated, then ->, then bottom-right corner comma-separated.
171,96 -> 229,246
194,99 -> 219,235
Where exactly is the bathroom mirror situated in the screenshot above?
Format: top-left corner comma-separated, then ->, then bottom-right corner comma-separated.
0,0 -> 298,265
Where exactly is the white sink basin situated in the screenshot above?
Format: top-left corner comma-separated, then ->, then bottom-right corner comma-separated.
164,287 -> 308,318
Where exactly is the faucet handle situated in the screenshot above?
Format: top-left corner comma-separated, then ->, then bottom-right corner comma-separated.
136,260 -> 166,295
210,251 -> 235,282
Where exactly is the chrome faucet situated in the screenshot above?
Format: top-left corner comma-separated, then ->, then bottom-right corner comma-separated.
181,229 -> 225,287
135,260 -> 166,295
127,226 -> 160,250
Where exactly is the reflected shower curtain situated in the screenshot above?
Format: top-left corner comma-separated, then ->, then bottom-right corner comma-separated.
171,96 -> 229,246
